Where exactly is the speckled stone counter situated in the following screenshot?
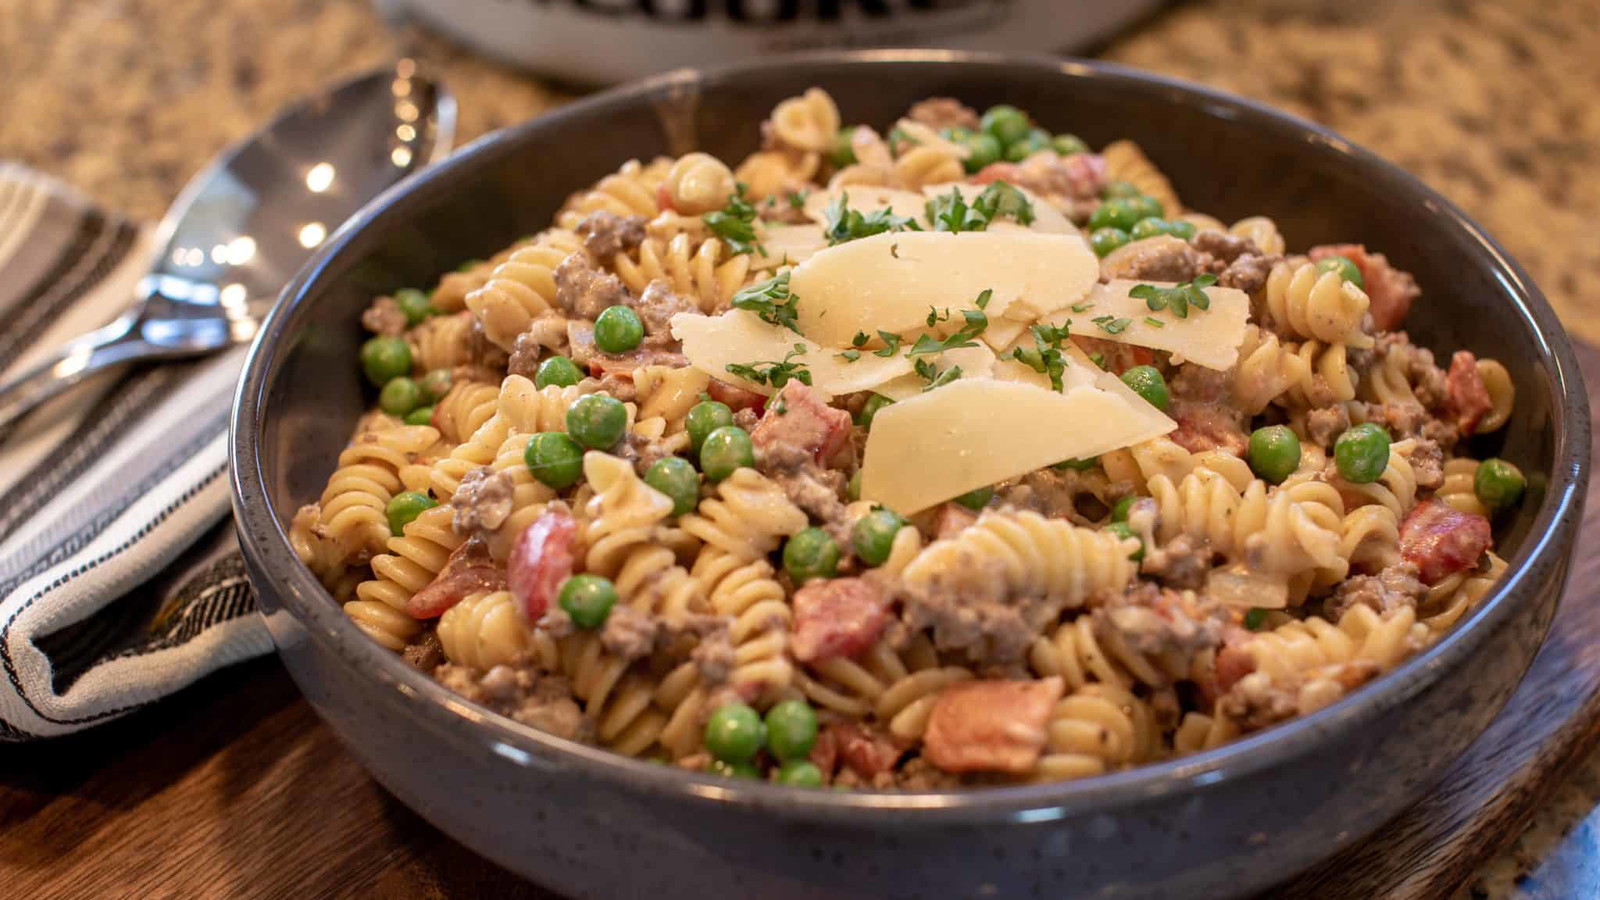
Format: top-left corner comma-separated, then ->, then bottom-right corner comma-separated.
4,0 -> 1598,896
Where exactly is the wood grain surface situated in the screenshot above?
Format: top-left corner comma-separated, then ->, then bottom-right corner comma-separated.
1,346 -> 1594,900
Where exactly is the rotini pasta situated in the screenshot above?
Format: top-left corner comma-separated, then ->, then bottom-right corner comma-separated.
302,90 -> 1522,788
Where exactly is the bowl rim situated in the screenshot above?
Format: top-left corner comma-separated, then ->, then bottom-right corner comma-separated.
232,48 -> 1590,823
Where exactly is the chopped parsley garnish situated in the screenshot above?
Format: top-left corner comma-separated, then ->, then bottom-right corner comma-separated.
1144,316 -> 1165,328
702,188 -> 764,257
1005,322 -> 1071,392
890,242 -> 900,259
925,306 -> 952,327
975,289 -> 993,310
1092,315 -> 1132,335
823,192 -> 918,245
872,331 -> 903,357
914,358 -> 964,391
730,271 -> 800,333
1243,607 -> 1267,631
925,181 -> 1036,233
909,307 -> 989,356
1089,352 -> 1106,369
787,189 -> 809,209
1129,273 -> 1217,319
1070,302 -> 1093,313
851,331 -> 870,348
837,349 -> 861,363
726,343 -> 811,389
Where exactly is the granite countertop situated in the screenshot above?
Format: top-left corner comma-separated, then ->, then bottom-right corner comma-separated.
4,0 -> 1598,896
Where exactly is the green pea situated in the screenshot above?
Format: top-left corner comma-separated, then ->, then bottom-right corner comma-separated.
775,759 -> 824,788
1243,607 -> 1267,631
709,759 -> 762,780
535,355 -> 583,389
853,508 -> 908,567
1102,180 -> 1142,200
1110,496 -> 1137,522
764,699 -> 819,762
1089,198 -> 1143,232
1315,255 -> 1365,289
559,574 -> 618,629
403,406 -> 435,427
847,470 -> 861,502
1051,134 -> 1089,157
960,132 -> 1003,173
686,401 -> 735,453
457,258 -> 485,273
953,485 -> 993,511
1165,220 -> 1197,241
856,393 -> 894,431
980,105 -> 1032,147
1089,227 -> 1131,258
1126,195 -> 1165,222
1334,423 -> 1392,484
1120,365 -> 1169,411
704,702 -> 766,763
379,377 -> 423,416
385,490 -> 436,536
1248,425 -> 1302,485
829,126 -> 860,168
699,425 -> 755,481
1474,458 -> 1526,512
783,528 -> 841,584
418,368 -> 453,403
524,431 -> 585,489
360,336 -> 412,387
390,288 -> 432,327
1129,217 -> 1171,241
1105,521 -> 1144,561
1053,457 -> 1097,472
594,305 -> 644,354
1003,127 -> 1051,163
566,393 -> 628,450
645,457 -> 700,516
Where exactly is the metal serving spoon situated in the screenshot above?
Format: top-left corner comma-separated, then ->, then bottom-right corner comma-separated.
0,61 -> 456,431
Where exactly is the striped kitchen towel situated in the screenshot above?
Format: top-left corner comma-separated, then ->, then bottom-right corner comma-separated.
0,163 -> 271,740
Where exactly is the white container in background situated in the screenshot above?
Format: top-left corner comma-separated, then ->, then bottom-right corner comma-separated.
385,0 -> 1165,84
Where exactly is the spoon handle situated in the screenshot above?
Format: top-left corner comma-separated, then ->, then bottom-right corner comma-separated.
0,316 -> 194,433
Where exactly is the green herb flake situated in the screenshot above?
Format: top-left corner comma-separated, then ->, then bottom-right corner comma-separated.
787,189 -> 809,209
1070,302 -> 1093,313
873,331 -> 903,358
975,289 -> 993,310
851,331 -> 870,348
725,343 -> 811,389
1092,315 -> 1132,335
702,189 -> 765,257
823,192 -> 918,246
1128,273 -> 1219,320
730,271 -> 800,333
913,358 -> 964,391
837,349 -> 861,363
1144,316 -> 1165,328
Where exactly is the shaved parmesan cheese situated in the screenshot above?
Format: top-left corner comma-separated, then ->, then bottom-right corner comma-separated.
982,317 -> 1027,351
1046,280 -> 1250,370
803,185 -> 927,228
860,378 -> 1176,514
671,310 -> 911,397
752,223 -> 826,271
918,182 -> 1076,235
873,344 -> 998,401
788,231 -> 1097,348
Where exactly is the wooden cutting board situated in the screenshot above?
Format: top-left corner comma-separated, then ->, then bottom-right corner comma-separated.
1,347 -> 1596,900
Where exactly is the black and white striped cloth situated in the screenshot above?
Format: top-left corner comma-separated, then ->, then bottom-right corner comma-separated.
0,164 -> 270,740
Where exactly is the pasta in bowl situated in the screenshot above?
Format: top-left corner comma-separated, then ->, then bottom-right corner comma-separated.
294,89 -> 1528,789
233,53 -> 1586,900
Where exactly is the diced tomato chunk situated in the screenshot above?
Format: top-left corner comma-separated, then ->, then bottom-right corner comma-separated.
750,381 -> 852,463
811,721 -> 902,779
507,508 -> 578,621
922,677 -> 1064,774
1168,404 -> 1249,456
1445,350 -> 1494,436
790,578 -> 888,664
706,378 -> 766,412
1399,499 -> 1492,585
969,162 -> 1022,185
406,538 -> 506,619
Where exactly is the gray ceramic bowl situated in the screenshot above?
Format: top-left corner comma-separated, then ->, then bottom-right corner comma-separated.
231,51 -> 1590,899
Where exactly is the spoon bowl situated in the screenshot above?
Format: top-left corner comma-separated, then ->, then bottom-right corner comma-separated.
0,62 -> 455,431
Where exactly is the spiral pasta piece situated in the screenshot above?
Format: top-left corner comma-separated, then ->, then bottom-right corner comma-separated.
347,504 -> 463,650
579,452 -> 677,579
1337,439 -> 1421,518
1228,216 -> 1285,256
795,633 -> 942,719
1030,612 -> 1195,692
465,229 -> 584,351
891,144 -> 964,190
438,590 -> 561,671
1419,553 -> 1506,633
900,510 -> 1139,616
1437,457 -> 1487,516
680,467 -> 808,562
1476,359 -> 1514,433
1148,469 -> 1343,576
660,152 -> 737,215
612,231 -> 753,314
1264,261 -> 1373,349
407,311 -> 477,373
768,88 -> 841,154
556,158 -> 670,230
735,149 -> 821,202
431,381 -> 500,445
1032,683 -> 1160,782
316,425 -> 441,565
561,632 -> 667,756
